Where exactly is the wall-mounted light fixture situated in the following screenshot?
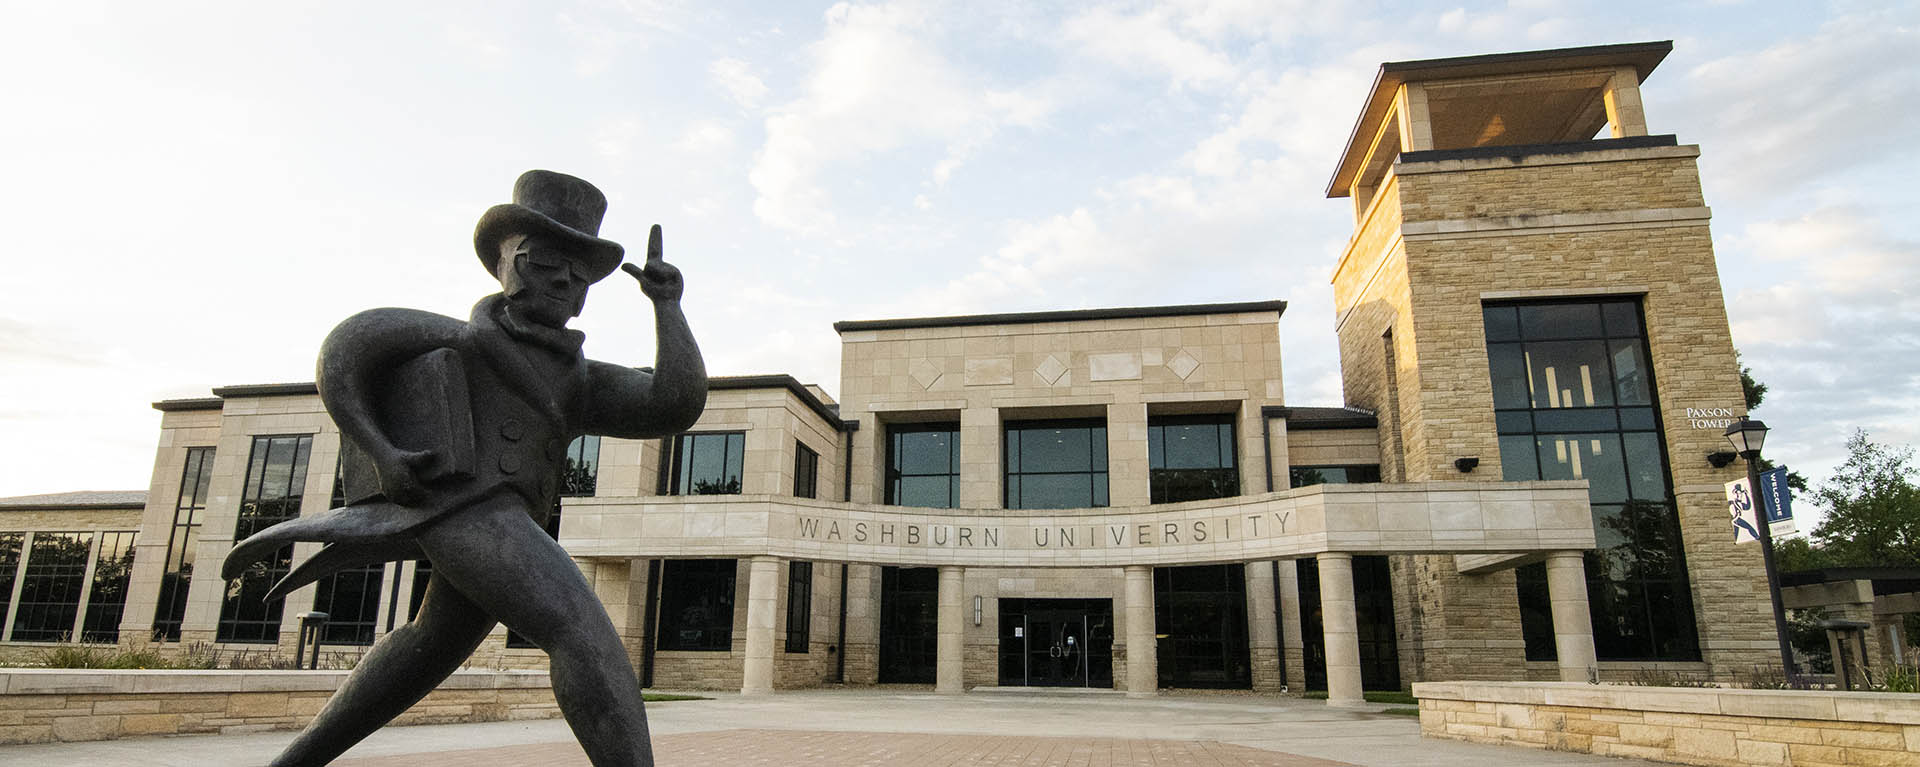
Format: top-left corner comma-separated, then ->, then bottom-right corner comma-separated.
973,595 -> 983,626
1707,451 -> 1738,468
1454,457 -> 1479,473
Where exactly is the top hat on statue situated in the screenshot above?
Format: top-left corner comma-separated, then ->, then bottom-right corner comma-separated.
473,170 -> 625,282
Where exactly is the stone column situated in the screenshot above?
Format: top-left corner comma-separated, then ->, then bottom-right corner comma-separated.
741,556 -> 781,695
1317,553 -> 1364,707
937,566 -> 966,694
1545,551 -> 1598,682
1276,560 -> 1306,690
1124,565 -> 1157,698
843,565 -> 881,684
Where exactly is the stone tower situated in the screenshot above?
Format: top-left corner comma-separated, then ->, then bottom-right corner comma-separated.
1326,42 -> 1776,681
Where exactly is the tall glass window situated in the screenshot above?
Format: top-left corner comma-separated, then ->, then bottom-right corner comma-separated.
82,531 -> 138,643
1148,414 -> 1239,503
1484,299 -> 1699,661
154,446 -> 214,641
784,561 -> 812,653
0,533 -> 21,631
794,442 -> 819,499
1004,419 -> 1108,510
655,559 -> 736,651
878,566 -> 938,683
1154,564 -> 1251,689
219,434 -> 313,643
669,433 -> 744,495
886,423 -> 959,508
11,532 -> 94,641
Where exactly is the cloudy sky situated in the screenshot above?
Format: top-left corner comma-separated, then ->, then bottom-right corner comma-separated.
2,1 -> 1914,528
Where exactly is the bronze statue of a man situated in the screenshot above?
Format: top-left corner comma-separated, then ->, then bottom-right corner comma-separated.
223,170 -> 705,767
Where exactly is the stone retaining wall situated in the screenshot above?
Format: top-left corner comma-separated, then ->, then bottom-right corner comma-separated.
0,668 -> 558,745
1415,681 -> 1920,766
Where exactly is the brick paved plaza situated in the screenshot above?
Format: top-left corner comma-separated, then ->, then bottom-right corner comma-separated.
340,730 -> 1351,767
9,689 -> 1667,767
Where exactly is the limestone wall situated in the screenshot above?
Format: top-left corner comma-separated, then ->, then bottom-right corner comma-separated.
0,668 -> 558,745
1417,681 -> 1920,767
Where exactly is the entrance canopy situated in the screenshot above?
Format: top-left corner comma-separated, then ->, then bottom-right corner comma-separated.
559,480 -> 1593,568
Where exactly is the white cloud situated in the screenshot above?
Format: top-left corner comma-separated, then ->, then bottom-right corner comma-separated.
1680,10 -> 1920,196
1725,207 -> 1920,508
748,1 -> 1055,235
1061,6 -> 1235,89
709,57 -> 768,108
674,119 -> 735,153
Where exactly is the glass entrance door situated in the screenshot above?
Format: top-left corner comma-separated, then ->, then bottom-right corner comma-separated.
1026,609 -> 1089,686
997,598 -> 1113,688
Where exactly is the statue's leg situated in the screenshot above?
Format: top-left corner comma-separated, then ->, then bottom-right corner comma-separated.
268,572 -> 496,767
418,495 -> 654,767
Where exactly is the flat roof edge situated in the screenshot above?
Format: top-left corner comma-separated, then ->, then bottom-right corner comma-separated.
210,382 -> 319,398
153,397 -> 225,412
710,374 -> 846,429
834,300 -> 1287,333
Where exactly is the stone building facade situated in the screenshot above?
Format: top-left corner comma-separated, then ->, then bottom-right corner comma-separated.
0,42 -> 1779,698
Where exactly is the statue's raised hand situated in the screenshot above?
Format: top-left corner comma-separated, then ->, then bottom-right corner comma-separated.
622,224 -> 683,302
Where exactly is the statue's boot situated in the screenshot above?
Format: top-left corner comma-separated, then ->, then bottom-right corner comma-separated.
267,574 -> 494,767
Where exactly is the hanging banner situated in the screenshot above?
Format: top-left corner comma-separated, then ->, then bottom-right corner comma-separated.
1758,466 -> 1796,536
1726,477 -> 1763,544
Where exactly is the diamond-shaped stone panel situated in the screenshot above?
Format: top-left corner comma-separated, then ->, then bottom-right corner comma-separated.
1035,354 -> 1068,386
910,359 -> 942,390
1167,349 -> 1199,380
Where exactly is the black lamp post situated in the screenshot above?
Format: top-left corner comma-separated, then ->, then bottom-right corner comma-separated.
1725,417 -> 1798,676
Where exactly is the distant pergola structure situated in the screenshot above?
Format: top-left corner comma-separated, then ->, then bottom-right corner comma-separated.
1781,567 -> 1920,683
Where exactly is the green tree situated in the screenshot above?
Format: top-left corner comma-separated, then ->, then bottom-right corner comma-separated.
1809,430 -> 1920,568
1739,351 -> 1768,412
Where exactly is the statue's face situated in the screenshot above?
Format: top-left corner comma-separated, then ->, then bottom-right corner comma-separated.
498,234 -> 590,327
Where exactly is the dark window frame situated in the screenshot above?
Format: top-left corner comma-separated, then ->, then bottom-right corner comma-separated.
218,434 -> 315,644
81,530 -> 138,643
1148,413 -> 1241,503
655,559 -> 737,651
154,446 -> 214,641
1484,297 -> 1699,662
794,442 -> 819,499
11,531 -> 95,642
1288,465 -> 1382,487
668,432 -> 745,496
1003,418 -> 1109,510
0,533 -> 23,632
784,561 -> 813,653
1154,564 -> 1252,689
886,422 -> 960,508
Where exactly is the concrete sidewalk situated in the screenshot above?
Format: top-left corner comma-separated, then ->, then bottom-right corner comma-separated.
3,689 -> 1666,767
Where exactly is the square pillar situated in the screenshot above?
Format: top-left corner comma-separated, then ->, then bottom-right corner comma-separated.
1277,559 -> 1306,690
741,556 -> 781,695
1124,565 -> 1157,697
937,566 -> 966,693
1317,553 -> 1364,707
1545,551 -> 1598,681
1107,402 -> 1149,507
1603,66 -> 1649,138
959,407 -> 999,508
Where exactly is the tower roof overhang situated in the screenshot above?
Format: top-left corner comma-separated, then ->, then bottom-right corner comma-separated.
1326,41 -> 1672,198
